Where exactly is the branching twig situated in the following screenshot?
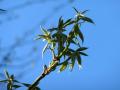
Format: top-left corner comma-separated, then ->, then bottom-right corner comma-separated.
28,59 -> 59,90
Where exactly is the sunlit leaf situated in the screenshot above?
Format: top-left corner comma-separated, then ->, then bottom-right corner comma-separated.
41,27 -> 50,35
64,18 -> 72,25
76,53 -> 82,69
69,57 -> 75,71
42,43 -> 49,58
63,18 -> 75,27
59,61 -> 68,72
7,83 -> 12,90
35,35 -> 46,40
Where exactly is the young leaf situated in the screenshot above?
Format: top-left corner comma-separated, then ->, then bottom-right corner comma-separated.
59,61 -> 68,72
58,17 -> 64,30
7,83 -> 12,90
81,10 -> 89,14
48,28 -> 58,32
79,52 -> 88,56
77,47 -> 88,51
41,27 -> 50,35
12,85 -> 21,89
76,53 -> 82,69
42,43 -> 49,58
69,57 -> 75,71
74,23 -> 84,42
78,29 -> 84,43
63,18 -> 75,27
64,18 -> 72,25
73,7 -> 79,13
35,35 -> 46,40
21,83 -> 31,87
0,80 -> 7,82
82,17 -> 94,24
4,70 -> 10,79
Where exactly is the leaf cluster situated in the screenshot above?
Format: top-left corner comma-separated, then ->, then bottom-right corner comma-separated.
0,70 -> 41,90
37,8 -> 94,72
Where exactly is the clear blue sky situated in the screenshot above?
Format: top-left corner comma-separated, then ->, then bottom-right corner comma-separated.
0,0 -> 120,90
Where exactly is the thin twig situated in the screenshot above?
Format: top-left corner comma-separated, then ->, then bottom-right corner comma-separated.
28,60 -> 59,90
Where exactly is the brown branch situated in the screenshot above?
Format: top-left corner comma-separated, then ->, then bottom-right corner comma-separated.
28,59 -> 59,90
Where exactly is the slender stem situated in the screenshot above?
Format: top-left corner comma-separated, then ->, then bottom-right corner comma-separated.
28,60 -> 59,90
58,43 -> 70,59
28,24 -> 75,90
58,57 -> 71,66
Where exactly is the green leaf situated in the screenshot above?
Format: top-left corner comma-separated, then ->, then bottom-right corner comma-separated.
82,17 -> 94,24
12,85 -> 21,89
81,10 -> 89,14
64,18 -> 72,25
10,75 -> 14,80
52,33 -> 67,43
70,57 -> 75,71
79,52 -> 88,56
48,28 -> 58,32
77,47 -> 88,51
76,53 -> 82,69
52,42 -> 56,49
0,79 -> 7,82
41,27 -> 50,35
36,35 -> 46,40
42,43 -> 49,58
63,18 -> 75,27
73,7 -> 79,13
4,70 -> 10,79
48,28 -> 66,32
13,80 -> 20,83
78,29 -> 84,43
71,39 -> 78,45
21,83 -> 31,87
74,23 -> 84,42
7,83 -> 12,90
58,17 -> 64,30
59,61 -> 68,72
35,87 -> 41,90
52,33 -> 57,38
68,48 -> 75,53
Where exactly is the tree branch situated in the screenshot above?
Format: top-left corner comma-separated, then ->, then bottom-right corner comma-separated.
58,57 -> 71,66
28,60 -> 59,90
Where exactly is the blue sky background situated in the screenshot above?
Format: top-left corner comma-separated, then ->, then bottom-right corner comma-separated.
0,0 -> 120,90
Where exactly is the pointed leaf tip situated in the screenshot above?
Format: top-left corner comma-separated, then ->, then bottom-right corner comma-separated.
59,62 -> 68,72
73,7 -> 79,13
